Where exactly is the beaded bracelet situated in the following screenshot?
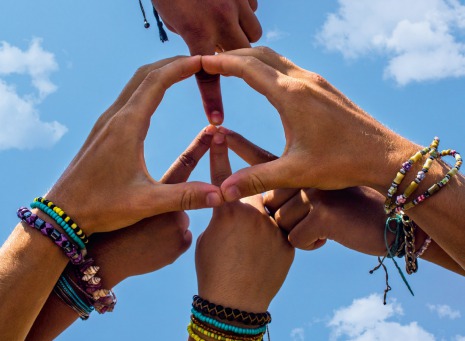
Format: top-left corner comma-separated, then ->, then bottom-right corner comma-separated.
192,295 -> 272,326
415,236 -> 432,258
384,144 -> 432,214
33,197 -> 89,244
400,149 -> 462,212
191,309 -> 267,336
188,322 -> 264,341
17,207 -> 84,265
395,137 -> 439,207
191,317 -> 265,341
31,200 -> 87,250
54,275 -> 94,320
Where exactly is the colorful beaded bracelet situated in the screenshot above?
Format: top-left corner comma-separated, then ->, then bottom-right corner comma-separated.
415,236 -> 432,258
191,317 -> 264,341
188,322 -> 264,341
399,149 -> 462,212
54,275 -> 94,320
33,197 -> 89,244
193,295 -> 272,326
191,310 -> 267,336
31,201 -> 87,250
17,207 -> 84,265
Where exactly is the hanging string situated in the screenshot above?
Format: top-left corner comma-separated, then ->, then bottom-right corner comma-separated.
138,0 -> 150,28
152,5 -> 169,42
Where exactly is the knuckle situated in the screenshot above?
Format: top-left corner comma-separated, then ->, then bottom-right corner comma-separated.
309,72 -> 329,87
256,46 -> 275,56
213,171 -> 231,186
178,153 -> 198,170
180,188 -> 197,210
248,173 -> 266,195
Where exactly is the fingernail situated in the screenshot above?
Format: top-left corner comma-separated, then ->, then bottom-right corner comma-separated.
210,111 -> 223,126
204,125 -> 216,135
213,132 -> 225,144
206,192 -> 222,207
224,186 -> 241,201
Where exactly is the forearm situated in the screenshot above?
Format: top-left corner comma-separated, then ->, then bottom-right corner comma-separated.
0,221 -> 68,339
370,133 -> 465,271
27,239 -> 123,340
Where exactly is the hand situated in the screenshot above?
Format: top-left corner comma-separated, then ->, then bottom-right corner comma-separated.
195,131 -> 294,313
201,47 -> 419,201
152,0 -> 262,125
88,126 -> 217,285
47,57 -> 224,235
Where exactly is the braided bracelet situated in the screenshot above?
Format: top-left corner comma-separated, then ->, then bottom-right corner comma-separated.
33,197 -> 88,244
193,295 -> 271,326
17,207 -> 84,265
191,309 -> 267,336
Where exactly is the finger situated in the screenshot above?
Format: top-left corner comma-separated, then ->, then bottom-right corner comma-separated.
147,181 -> 223,213
274,189 -> 313,232
218,26 -> 251,52
161,125 -> 217,184
288,213 -> 328,251
238,2 -> 262,43
75,56 -> 188,161
201,53 -> 285,108
187,40 -> 224,125
263,188 -> 300,215
210,132 -> 233,187
248,0 -> 258,12
219,127 -> 277,165
118,56 -> 202,138
220,158 -> 292,202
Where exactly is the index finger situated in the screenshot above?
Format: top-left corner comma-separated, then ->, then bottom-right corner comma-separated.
161,125 -> 217,184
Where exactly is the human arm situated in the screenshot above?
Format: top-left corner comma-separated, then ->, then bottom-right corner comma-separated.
27,126 -> 216,340
200,47 -> 465,270
152,0 -> 262,124
0,56 -> 223,340
188,131 -> 294,340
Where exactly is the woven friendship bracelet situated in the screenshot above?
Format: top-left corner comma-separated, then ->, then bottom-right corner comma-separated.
193,295 -> 271,326
17,207 -> 84,265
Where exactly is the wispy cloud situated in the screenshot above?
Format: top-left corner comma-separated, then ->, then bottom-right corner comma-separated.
291,327 -> 305,341
0,38 -> 67,151
328,294 -> 435,340
265,28 -> 289,42
316,0 -> 465,85
428,303 -> 461,319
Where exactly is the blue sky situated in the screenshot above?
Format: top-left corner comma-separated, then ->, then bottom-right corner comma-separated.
1,0 -> 465,340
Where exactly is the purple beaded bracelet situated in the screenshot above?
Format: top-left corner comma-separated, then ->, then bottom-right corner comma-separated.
17,207 -> 84,265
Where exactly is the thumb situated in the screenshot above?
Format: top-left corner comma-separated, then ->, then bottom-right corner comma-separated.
220,159 -> 291,202
147,182 -> 223,213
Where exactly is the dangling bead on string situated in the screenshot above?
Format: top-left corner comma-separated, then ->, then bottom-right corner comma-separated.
138,0 -> 169,42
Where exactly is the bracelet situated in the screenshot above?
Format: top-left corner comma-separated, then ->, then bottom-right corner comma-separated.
395,137 -> 439,206
191,309 -> 267,336
31,200 -> 87,250
384,144 -> 432,214
33,197 -> 88,244
54,275 -> 94,320
192,295 -> 271,326
191,317 -> 265,341
188,322 -> 264,341
415,236 -> 432,258
401,215 -> 418,274
17,207 -> 84,265
401,149 -> 462,211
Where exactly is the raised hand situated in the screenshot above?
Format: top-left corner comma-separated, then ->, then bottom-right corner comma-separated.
201,47 -> 419,201
47,57 -> 224,236
152,0 -> 262,124
195,130 -> 294,313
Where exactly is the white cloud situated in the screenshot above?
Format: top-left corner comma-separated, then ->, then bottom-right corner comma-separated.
427,304 -> 461,319
317,0 -> 465,85
265,28 -> 289,42
328,294 -> 435,340
454,336 -> 465,341
291,327 -> 305,341
0,39 -> 67,151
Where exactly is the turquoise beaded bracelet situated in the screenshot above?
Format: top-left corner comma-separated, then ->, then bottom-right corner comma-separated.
31,201 -> 86,251
191,309 -> 267,335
